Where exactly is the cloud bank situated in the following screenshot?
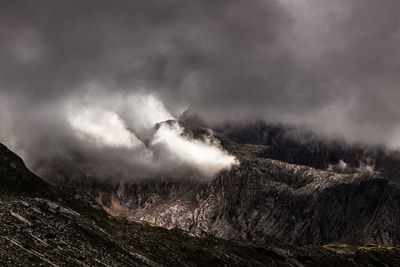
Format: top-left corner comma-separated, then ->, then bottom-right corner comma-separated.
0,0 -> 400,180
0,88 -> 237,181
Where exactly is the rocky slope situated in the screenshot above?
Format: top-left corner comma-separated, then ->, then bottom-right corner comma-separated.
214,121 -> 400,183
3,134 -> 400,265
5,143 -> 400,265
0,142 -> 285,266
92,121 -> 400,247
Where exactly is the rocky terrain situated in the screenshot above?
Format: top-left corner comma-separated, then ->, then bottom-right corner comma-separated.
182,111 -> 400,183
0,142 -> 284,266
92,121 -> 400,248
2,130 -> 400,265
214,121 -> 400,183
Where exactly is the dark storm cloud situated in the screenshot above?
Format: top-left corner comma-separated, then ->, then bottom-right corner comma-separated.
0,0 -> 287,103
0,0 -> 400,180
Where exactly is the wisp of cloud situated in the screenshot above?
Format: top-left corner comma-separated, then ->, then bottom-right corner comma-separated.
0,89 -> 238,181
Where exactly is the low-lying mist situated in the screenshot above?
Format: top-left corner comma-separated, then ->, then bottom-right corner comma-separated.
0,91 -> 238,182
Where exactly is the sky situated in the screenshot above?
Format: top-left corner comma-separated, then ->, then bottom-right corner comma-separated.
0,0 -> 400,180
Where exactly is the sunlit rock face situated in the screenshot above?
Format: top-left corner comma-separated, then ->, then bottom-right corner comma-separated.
90,123 -> 400,247
96,160 -> 400,246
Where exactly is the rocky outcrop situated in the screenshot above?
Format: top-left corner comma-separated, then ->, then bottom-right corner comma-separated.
213,121 -> 400,183
180,111 -> 400,183
97,158 -> 400,246
0,142 -> 280,266
93,123 -> 400,247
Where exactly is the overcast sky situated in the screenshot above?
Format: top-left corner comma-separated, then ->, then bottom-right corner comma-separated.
1,0 -> 400,180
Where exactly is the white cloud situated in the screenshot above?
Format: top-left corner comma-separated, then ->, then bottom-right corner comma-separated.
67,103 -> 238,178
68,105 -> 143,149
118,93 -> 174,135
151,121 -> 238,177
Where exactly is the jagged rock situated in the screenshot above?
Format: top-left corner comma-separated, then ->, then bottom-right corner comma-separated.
93,123 -> 400,247
211,121 -> 400,183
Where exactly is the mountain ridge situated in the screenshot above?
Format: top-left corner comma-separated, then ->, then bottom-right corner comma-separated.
87,121 -> 400,247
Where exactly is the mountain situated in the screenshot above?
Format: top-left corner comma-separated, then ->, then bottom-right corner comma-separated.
0,142 -> 291,266
213,121 -> 400,183
4,143 -> 400,265
181,110 -> 400,183
90,121 -> 400,247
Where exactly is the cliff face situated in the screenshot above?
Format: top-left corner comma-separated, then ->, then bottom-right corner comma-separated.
97,158 -> 400,246
93,122 -> 400,247
0,143 -> 291,266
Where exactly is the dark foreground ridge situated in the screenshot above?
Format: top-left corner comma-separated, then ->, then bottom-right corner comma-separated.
2,142 -> 400,266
